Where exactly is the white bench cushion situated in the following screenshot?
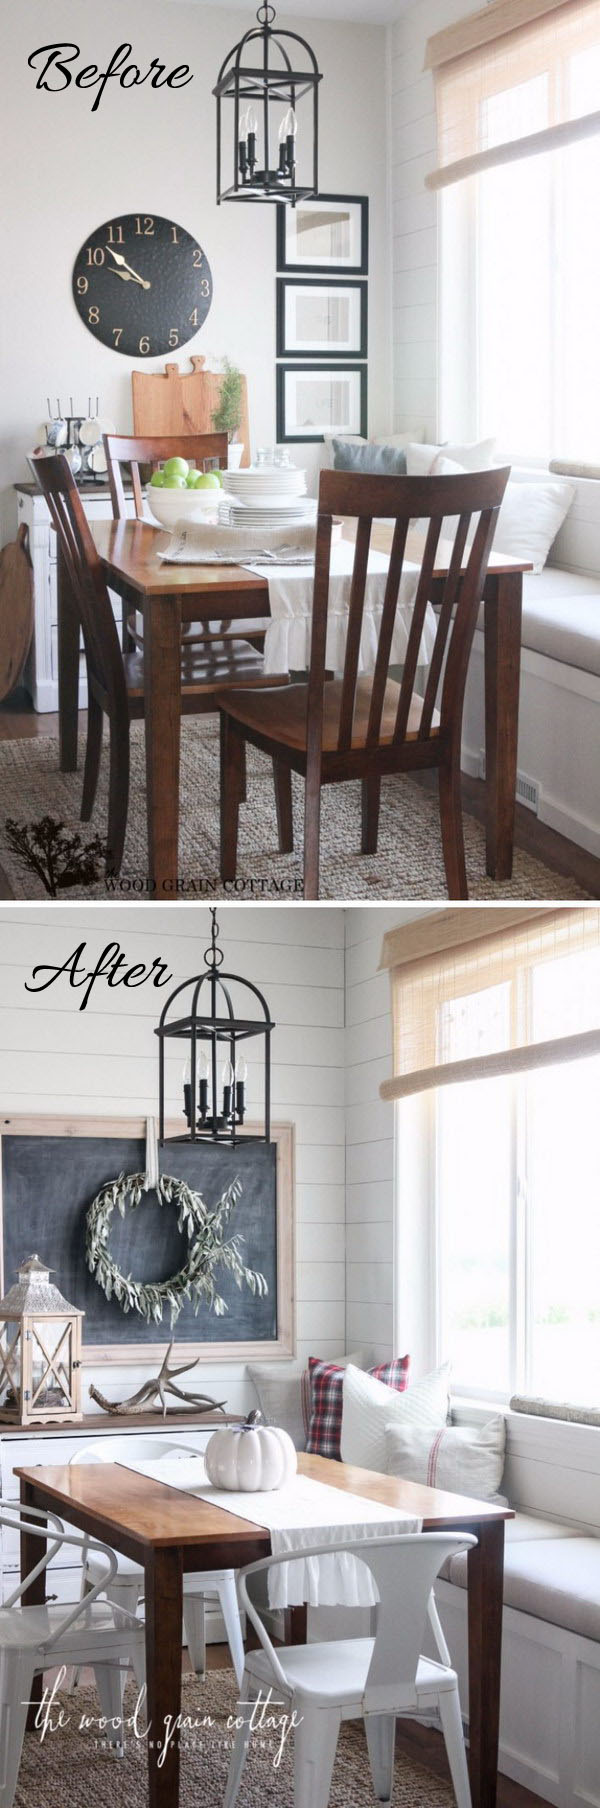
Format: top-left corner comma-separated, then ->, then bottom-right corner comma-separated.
446,1533 -> 600,1641
475,568 -> 600,675
520,568 -> 600,676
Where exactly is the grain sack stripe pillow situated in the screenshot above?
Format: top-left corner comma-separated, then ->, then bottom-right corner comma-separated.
426,1427 -> 446,1488
306,1354 -> 410,1461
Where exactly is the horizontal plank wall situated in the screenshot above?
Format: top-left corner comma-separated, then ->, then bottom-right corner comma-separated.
344,906 -> 429,1364
0,905 -> 345,1414
390,0 -> 481,438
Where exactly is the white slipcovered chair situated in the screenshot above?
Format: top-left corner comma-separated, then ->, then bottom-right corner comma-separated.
0,1502 -> 144,1807
225,1531 -> 476,1808
68,1436 -> 245,1683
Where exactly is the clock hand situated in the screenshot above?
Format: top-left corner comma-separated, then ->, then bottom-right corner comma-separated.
105,245 -> 151,290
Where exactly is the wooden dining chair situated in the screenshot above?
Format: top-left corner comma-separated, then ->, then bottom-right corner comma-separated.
218,465 -> 510,900
104,432 -> 228,522
103,430 -> 265,658
30,452 -> 288,877
103,432 -> 266,655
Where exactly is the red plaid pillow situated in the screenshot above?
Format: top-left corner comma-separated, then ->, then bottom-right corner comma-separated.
305,1354 -> 410,1461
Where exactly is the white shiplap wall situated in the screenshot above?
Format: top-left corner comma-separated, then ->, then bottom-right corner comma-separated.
0,904 -> 345,1415
390,0 -> 480,438
344,905 -> 428,1364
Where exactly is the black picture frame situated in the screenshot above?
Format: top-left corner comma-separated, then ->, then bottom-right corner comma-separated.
276,363 -> 368,444
277,194 -> 369,275
277,278 -> 368,360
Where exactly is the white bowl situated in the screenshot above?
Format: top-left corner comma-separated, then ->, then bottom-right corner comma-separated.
145,485 -> 222,528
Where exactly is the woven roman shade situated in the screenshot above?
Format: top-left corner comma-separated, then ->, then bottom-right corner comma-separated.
379,907 -> 600,1101
426,0 -> 600,191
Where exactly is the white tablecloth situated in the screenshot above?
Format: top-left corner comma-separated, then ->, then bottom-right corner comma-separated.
118,1458 -> 422,1608
251,542 -> 437,676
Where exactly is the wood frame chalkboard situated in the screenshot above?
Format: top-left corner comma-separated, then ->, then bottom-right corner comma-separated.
0,1115 -> 295,1364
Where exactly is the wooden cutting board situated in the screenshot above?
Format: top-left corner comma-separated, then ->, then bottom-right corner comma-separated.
131,356 -> 251,465
0,524 -> 34,701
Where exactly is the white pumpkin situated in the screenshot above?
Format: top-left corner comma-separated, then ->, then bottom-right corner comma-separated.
205,1412 -> 297,1492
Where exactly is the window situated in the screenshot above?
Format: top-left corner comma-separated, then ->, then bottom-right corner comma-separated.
428,0 -> 600,460
381,908 -> 600,1404
435,989 -> 600,1402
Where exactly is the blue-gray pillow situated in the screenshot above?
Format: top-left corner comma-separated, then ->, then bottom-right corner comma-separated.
332,439 -> 407,475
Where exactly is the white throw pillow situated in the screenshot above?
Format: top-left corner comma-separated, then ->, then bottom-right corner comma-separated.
406,437 -> 497,477
373,429 -> 423,449
340,1361 -> 451,1473
385,1416 -> 506,1500
492,477 -> 575,573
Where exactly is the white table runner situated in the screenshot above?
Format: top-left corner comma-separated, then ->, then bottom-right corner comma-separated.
118,1458 -> 422,1608
156,519 -> 437,677
252,542 -> 436,676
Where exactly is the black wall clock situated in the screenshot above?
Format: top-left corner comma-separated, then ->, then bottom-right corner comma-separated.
72,213 -> 213,358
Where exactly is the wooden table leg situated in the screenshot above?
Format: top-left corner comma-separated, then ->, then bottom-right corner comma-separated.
484,575 -> 522,880
20,1479 -> 46,1731
145,1546 -> 183,1808
57,536 -> 80,773
143,593 -> 181,893
467,1518 -> 505,1808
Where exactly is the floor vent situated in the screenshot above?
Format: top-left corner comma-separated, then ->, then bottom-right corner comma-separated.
478,752 -> 540,814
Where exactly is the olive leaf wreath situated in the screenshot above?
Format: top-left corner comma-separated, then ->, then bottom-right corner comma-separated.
85,1172 -> 268,1329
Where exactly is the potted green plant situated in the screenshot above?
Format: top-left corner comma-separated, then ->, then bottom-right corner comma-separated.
212,359 -> 244,469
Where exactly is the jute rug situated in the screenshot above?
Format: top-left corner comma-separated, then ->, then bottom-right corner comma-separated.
0,721 -> 588,900
14,1669 -> 455,1807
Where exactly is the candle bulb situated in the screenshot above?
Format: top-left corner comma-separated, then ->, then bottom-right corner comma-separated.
199,1049 -> 209,1120
236,1054 -> 247,1123
284,107 -> 297,171
182,1057 -> 192,1126
222,1060 -> 234,1123
278,114 -> 288,174
238,108 -> 249,177
247,108 -> 258,172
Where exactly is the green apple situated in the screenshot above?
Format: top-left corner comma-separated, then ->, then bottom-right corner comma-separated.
185,472 -> 198,487
163,456 -> 189,480
192,471 -> 222,490
163,473 -> 187,489
150,470 -> 164,487
215,470 -> 224,486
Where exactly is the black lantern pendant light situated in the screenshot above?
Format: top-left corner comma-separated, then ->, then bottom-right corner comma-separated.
214,2 -> 322,205
155,911 -> 274,1147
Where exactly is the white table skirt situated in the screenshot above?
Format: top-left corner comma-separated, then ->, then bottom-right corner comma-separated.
118,1459 -> 422,1608
250,543 -> 437,676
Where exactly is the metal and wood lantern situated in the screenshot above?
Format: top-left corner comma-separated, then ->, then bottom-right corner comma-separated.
0,1255 -> 83,1426
214,2 -> 321,205
156,909 -> 274,1146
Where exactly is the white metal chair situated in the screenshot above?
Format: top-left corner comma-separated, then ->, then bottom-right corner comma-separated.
69,1437 -> 245,1684
225,1532 -> 476,1808
0,1502 -> 145,1807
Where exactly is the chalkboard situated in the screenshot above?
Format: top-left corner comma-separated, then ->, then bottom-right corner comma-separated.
0,1120 -> 293,1357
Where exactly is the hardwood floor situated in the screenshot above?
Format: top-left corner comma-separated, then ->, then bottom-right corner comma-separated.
1,688 -> 599,899
65,1645 -> 550,1808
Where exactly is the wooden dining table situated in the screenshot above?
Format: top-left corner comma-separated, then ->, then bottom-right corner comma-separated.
18,1453 -> 511,1808
56,518 -> 531,894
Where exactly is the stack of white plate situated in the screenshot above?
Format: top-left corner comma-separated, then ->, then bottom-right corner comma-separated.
220,464 -> 315,530
221,497 -> 317,531
221,464 -> 307,499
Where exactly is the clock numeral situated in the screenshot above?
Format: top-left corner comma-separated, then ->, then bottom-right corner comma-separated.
168,328 -> 179,349
189,309 -> 198,328
76,275 -> 89,295
112,327 -> 123,348
192,249 -> 203,268
88,306 -> 100,326
139,335 -> 150,354
199,279 -> 210,298
170,225 -> 180,245
135,216 -> 155,236
86,246 -> 105,267
107,223 -> 124,246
